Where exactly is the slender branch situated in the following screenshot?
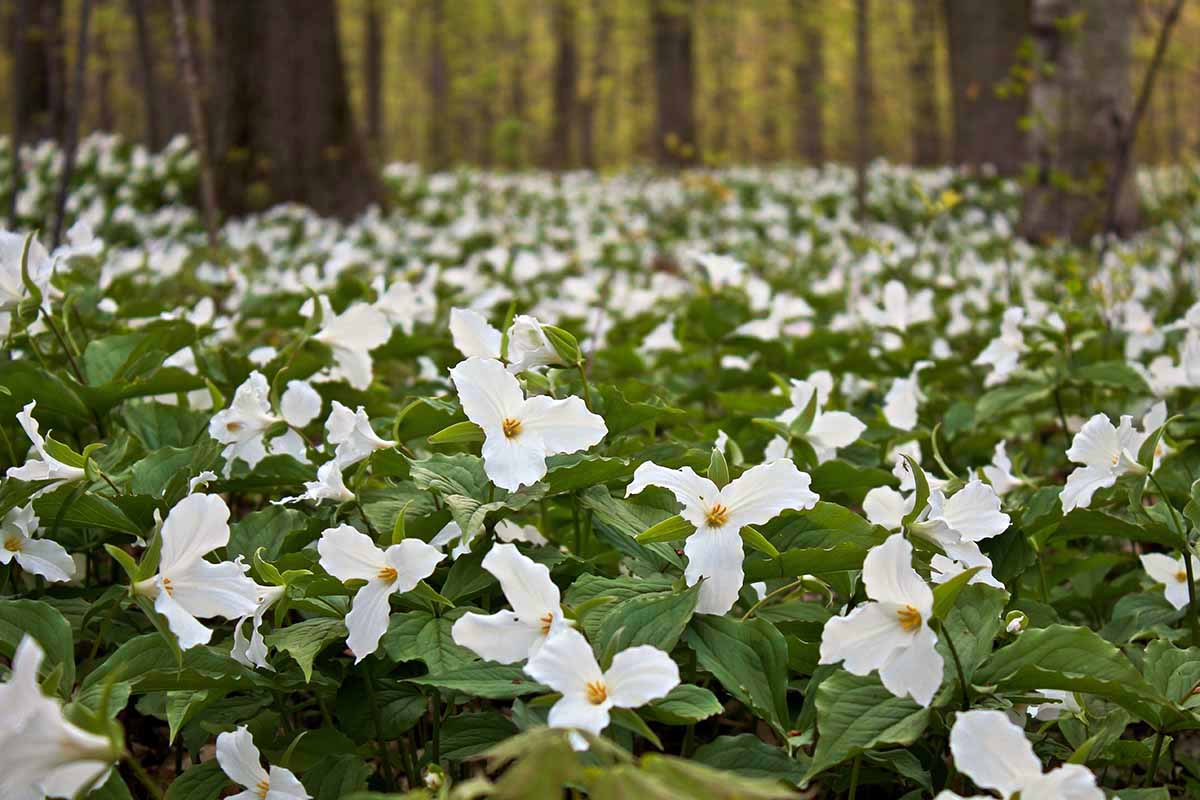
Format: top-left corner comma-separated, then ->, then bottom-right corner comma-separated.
169,0 -> 220,249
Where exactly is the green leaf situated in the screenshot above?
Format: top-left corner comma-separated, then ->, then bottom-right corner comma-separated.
686,615 -> 791,736
930,566 -> 984,620
406,662 -> 548,699
635,513 -> 695,544
707,447 -> 730,488
265,617 -> 347,682
643,684 -> 723,725
163,760 -> 226,800
1138,415 -> 1180,471
33,488 -> 143,536
744,542 -> 868,582
692,734 -> 808,784
541,324 -> 582,365
595,584 -> 700,656
740,525 -> 780,558
610,706 -> 663,749
305,754 -> 373,800
900,455 -> 928,528
0,598 -> 76,694
380,608 -> 476,673
806,670 -> 930,779
439,711 -> 519,760
1071,361 -> 1150,393
428,420 -> 485,445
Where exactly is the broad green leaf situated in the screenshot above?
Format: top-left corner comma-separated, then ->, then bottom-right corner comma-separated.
686,615 -> 790,735
643,684 -> 723,725
380,608 -> 476,674
406,662 -> 547,699
265,617 -> 348,682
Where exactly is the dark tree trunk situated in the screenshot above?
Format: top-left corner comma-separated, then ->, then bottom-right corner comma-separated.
364,0 -> 383,158
11,0 -> 67,143
548,0 -> 578,169
427,0 -> 451,170
792,0 -> 825,163
943,0 -> 1027,174
578,0 -> 612,169
1019,0 -> 1139,243
129,0 -> 162,148
52,0 -> 92,247
208,0 -> 379,219
651,0 -> 697,167
910,0 -> 942,164
709,1 -> 736,158
95,12 -> 115,133
854,0 -> 872,218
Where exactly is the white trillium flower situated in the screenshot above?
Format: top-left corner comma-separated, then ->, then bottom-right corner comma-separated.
429,520 -> 477,560
1026,689 -> 1082,722
452,543 -> 570,663
325,401 -> 395,468
209,372 -> 283,472
942,709 -> 1102,799
279,380 -> 322,428
765,376 -> 866,463
0,504 -> 75,583
883,362 -> 930,431
1060,412 -> 1146,513
449,307 -> 503,360
133,494 -> 261,650
276,460 -> 355,506
316,524 -> 444,661
506,314 -> 567,373
231,584 -> 286,670
862,486 -> 915,531
431,518 -> 549,560
625,459 -> 819,615
5,401 -> 86,494
909,480 -> 1009,590
973,307 -> 1026,387
981,441 -> 1022,496
449,357 -> 607,492
216,725 -> 310,800
312,300 -> 392,391
495,519 -> 549,546
523,627 -> 679,748
0,637 -> 117,800
819,533 -> 943,707
1140,552 -> 1200,610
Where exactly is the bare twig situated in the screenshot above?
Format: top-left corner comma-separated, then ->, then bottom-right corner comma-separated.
50,0 -> 93,249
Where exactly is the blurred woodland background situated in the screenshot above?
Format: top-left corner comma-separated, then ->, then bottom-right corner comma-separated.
1,0 -> 1193,241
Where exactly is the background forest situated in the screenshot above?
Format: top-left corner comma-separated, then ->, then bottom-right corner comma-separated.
6,0 -> 1199,172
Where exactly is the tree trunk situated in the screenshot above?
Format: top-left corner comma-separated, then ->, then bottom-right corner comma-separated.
910,0 -> 942,164
10,0 -> 67,143
427,0 -> 451,170
792,0 -> 825,164
943,0 -> 1027,173
364,0 -> 383,158
1019,0 -> 1139,243
129,0 -> 162,149
95,11 -> 115,133
548,0 -> 578,169
651,0 -> 697,167
578,0 -> 612,169
854,0 -> 872,218
208,0 -> 379,219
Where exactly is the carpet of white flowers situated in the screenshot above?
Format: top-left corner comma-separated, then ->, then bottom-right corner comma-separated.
3,134 -> 1200,799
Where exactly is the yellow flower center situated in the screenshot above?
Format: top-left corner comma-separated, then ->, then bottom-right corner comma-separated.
3,536 -> 22,552
585,680 -> 608,705
540,612 -> 555,635
378,566 -> 398,583
1177,570 -> 1189,583
226,421 -> 244,433
502,417 -> 522,439
704,502 -> 730,527
896,604 -> 922,632
161,577 -> 174,597
255,779 -> 270,799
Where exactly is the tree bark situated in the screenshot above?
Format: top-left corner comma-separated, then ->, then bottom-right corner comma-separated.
129,0 -> 162,149
427,0 -> 451,170
651,0 -> 698,167
547,0 -> 578,169
854,0 -> 872,219
10,0 -> 67,143
364,0 -> 383,158
792,0 -> 825,164
943,0 -> 1027,174
1019,0 -> 1139,243
52,0 -> 93,248
910,0 -> 942,165
208,0 -> 380,219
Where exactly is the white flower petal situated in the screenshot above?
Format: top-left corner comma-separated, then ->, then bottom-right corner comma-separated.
862,533 -> 932,611
482,542 -> 560,621
1060,464 -> 1118,513
216,726 -> 270,790
603,645 -> 680,707
450,307 -> 503,360
14,537 -> 75,583
382,539 -> 444,592
950,709 -> 1042,797
160,494 -> 231,573
718,459 -> 819,530
878,623 -> 942,707
524,627 -> 603,695
683,527 -> 744,615
625,462 -> 719,524
819,602 -> 912,675
280,380 -> 322,428
481,431 -> 549,491
547,695 -> 611,737
318,525 -> 385,582
346,577 -> 396,661
519,395 -> 607,456
450,357 -> 524,433
451,610 -> 544,664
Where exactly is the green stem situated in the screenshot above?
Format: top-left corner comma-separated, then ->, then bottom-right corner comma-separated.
1149,473 -> 1200,642
938,620 -> 971,712
1145,729 -> 1164,787
576,363 -> 593,411
573,494 -> 583,556
848,753 -> 862,800
431,691 -> 442,766
123,753 -> 165,800
740,577 -> 807,621
364,668 -> 397,791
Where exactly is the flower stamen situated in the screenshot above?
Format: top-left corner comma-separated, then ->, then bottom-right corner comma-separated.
3,537 -> 21,552
705,502 -> 730,527
540,612 -> 555,635
502,417 -> 522,439
255,779 -> 270,799
585,680 -> 608,705
161,577 -> 174,597
896,604 -> 922,632
378,566 -> 398,583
